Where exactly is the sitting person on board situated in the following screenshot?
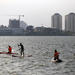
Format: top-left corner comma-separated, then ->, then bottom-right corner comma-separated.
18,43 -> 24,57
8,46 -> 12,53
54,49 -> 60,60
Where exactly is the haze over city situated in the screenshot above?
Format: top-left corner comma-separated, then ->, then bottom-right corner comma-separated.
0,0 -> 75,29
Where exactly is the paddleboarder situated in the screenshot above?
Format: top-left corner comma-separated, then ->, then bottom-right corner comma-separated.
54,49 -> 60,60
18,43 -> 24,57
8,46 -> 12,54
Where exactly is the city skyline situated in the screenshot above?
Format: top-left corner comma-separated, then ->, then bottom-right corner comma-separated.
0,0 -> 75,29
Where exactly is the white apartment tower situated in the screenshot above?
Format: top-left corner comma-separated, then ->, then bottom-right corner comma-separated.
65,13 -> 75,32
51,13 -> 62,30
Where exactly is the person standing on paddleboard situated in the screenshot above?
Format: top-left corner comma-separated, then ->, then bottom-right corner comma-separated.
54,49 -> 60,60
18,43 -> 24,57
8,46 -> 12,54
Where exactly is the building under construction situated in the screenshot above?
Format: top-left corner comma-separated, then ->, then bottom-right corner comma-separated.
9,19 -> 20,28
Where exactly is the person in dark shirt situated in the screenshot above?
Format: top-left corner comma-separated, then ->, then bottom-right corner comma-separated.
18,43 -> 24,57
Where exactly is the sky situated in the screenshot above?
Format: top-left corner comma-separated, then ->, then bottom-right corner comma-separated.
0,0 -> 75,29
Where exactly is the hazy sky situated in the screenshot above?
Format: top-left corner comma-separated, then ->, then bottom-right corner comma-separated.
0,0 -> 75,28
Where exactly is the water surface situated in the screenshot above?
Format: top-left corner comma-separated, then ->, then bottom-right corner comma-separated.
0,36 -> 75,75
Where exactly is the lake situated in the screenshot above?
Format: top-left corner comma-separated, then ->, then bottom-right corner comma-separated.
0,36 -> 75,75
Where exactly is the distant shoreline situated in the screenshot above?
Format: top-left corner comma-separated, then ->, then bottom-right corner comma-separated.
0,35 -> 74,36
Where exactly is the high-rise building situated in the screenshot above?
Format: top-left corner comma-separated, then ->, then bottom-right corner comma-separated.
51,13 -> 62,30
20,21 -> 27,30
9,19 -> 20,28
65,13 -> 75,32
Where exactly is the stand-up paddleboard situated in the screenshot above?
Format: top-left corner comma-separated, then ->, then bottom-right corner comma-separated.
51,57 -> 62,63
0,52 -> 18,54
12,54 -> 21,57
12,54 -> 24,58
12,54 -> 32,57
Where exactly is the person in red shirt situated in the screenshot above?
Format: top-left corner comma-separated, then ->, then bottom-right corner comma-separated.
8,46 -> 12,54
54,49 -> 60,60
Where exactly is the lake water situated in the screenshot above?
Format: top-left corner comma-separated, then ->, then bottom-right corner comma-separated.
0,36 -> 75,75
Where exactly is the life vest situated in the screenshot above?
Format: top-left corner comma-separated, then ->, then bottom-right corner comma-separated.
8,47 -> 12,53
54,52 -> 59,57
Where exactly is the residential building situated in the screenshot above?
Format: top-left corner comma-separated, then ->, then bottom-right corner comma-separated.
51,13 -> 62,30
65,13 -> 75,32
